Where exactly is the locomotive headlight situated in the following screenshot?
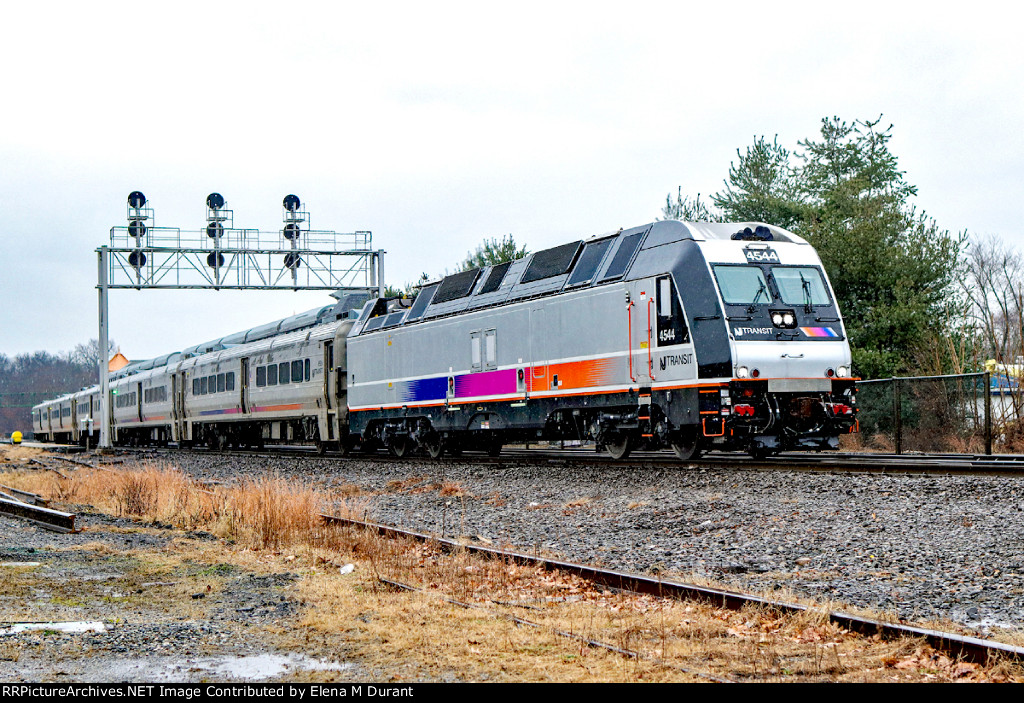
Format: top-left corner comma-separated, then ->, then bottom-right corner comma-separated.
771,313 -> 783,326
837,365 -> 850,378
783,312 -> 795,326
736,366 -> 750,378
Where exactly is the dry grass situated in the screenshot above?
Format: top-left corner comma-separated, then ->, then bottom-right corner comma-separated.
2,459 -> 1022,682
1,462 -> 338,551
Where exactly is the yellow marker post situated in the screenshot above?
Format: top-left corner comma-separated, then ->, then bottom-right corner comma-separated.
11,431 -> 22,445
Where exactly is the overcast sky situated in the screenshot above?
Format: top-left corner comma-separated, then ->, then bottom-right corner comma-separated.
2,2 -> 1021,360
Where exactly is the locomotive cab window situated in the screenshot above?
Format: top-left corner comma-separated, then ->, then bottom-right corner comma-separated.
656,276 -> 689,346
713,265 -> 772,305
772,266 -> 832,306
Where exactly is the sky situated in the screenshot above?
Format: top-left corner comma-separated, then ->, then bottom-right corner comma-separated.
2,2 -> 1022,360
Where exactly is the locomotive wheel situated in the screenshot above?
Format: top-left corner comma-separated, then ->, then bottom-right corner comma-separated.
424,434 -> 443,459
388,436 -> 411,458
670,427 -> 701,462
605,432 -> 632,460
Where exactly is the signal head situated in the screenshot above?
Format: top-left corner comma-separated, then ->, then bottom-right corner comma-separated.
206,192 -> 225,210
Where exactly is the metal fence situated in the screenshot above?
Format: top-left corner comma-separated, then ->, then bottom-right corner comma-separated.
857,373 -> 994,454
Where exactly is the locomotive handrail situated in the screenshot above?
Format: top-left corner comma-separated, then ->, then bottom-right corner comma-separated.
627,301 -> 636,383
647,297 -> 655,380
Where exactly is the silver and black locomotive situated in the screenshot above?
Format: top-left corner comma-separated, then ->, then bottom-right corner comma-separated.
34,220 -> 858,459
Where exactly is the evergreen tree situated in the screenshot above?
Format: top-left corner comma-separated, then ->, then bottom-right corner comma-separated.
460,234 -> 528,271
661,117 -> 965,378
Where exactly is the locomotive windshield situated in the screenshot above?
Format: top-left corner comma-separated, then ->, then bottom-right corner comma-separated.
713,264 -> 832,306
772,266 -> 831,306
713,265 -> 771,304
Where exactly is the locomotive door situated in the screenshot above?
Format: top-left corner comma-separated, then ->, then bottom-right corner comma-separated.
530,307 -> 549,391
628,286 -> 655,385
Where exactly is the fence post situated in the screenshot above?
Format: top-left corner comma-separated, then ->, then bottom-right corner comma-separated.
984,371 -> 992,455
892,377 -> 902,455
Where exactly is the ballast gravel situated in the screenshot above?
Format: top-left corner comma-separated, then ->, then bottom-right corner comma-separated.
150,449 -> 1024,636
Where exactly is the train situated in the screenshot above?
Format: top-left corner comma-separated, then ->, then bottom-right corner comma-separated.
32,219 -> 859,460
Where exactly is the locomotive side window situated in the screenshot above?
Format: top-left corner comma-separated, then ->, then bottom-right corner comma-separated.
484,329 -> 497,370
256,366 -> 266,387
656,276 -> 689,346
713,265 -> 772,305
267,364 -> 278,386
772,266 -> 831,306
226,372 -> 235,391
217,373 -> 226,393
304,359 -> 310,381
292,360 -> 303,383
471,332 -> 482,372
279,362 -> 291,385
193,379 -> 200,395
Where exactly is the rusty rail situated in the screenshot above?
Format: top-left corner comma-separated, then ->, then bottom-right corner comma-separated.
324,514 -> 1024,665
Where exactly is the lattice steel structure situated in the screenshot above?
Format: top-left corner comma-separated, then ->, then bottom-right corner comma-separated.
96,192 -> 385,448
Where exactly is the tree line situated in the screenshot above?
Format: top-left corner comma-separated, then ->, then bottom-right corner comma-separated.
0,341 -> 113,435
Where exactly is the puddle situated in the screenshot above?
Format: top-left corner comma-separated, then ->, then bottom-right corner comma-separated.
1,621 -> 106,635
107,653 -> 354,682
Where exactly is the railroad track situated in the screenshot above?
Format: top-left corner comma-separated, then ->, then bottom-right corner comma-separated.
95,443 -> 1024,476
322,513 -> 1024,666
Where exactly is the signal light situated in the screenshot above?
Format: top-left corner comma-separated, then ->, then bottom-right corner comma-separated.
128,251 -> 147,268
207,252 -> 225,268
284,253 -> 301,270
283,223 -> 301,240
128,191 -> 146,208
128,220 -> 147,238
206,222 -> 224,239
206,192 -> 225,210
283,194 -> 301,212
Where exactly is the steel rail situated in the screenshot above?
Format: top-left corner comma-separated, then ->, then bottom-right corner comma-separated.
0,497 -> 78,533
322,514 -> 1024,665
108,444 -> 1024,475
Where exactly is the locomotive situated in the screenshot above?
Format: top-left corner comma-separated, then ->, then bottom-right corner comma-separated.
33,220 -> 858,459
